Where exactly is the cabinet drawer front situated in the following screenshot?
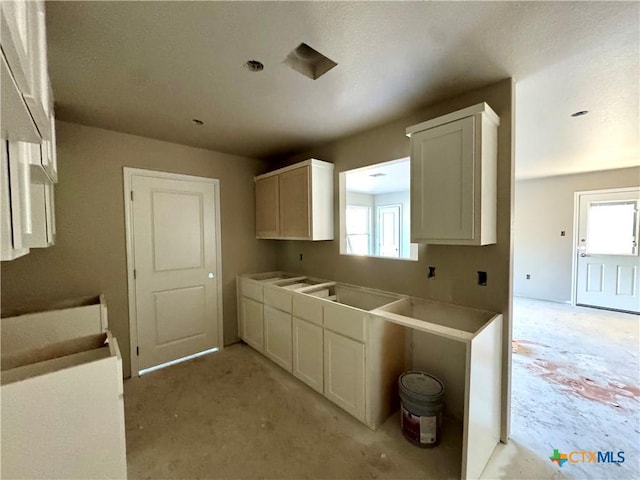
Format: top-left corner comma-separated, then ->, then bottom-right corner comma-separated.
323,303 -> 367,342
263,287 -> 292,313
292,294 -> 323,326
241,281 -> 263,302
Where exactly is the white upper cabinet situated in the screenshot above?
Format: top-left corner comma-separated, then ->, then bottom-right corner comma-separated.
1,0 -> 51,140
407,103 -> 500,246
255,159 -> 334,241
1,0 -> 56,261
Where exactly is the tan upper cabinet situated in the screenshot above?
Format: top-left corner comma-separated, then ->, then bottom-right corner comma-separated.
255,159 -> 334,241
255,175 -> 279,237
407,102 -> 500,246
279,166 -> 310,238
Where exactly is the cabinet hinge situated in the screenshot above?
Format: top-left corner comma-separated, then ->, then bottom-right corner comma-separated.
133,269 -> 137,279
136,346 -> 139,356
130,190 -> 134,201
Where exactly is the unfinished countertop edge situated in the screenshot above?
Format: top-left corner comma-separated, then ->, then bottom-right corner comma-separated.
370,307 -> 474,343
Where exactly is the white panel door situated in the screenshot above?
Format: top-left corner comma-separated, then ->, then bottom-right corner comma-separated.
293,317 -> 323,393
324,330 -> 365,421
377,204 -> 400,257
131,173 -> 220,371
576,189 -> 640,313
264,305 -> 293,372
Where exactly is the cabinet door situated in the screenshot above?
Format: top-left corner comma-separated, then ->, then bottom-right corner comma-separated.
324,330 -> 365,421
411,116 -> 475,243
292,317 -> 323,393
264,306 -> 293,372
255,175 -> 279,237
279,166 -> 310,238
241,297 -> 264,352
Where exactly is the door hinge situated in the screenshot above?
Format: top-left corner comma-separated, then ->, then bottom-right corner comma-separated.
130,190 -> 134,201
136,346 -> 139,356
133,269 -> 137,279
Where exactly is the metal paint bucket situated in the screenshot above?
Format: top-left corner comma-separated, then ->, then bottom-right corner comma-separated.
399,371 -> 444,448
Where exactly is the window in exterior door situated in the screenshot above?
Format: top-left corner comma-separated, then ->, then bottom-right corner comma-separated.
586,201 -> 638,256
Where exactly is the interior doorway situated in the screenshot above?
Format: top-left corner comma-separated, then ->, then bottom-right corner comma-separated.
574,187 -> 640,313
124,168 -> 223,376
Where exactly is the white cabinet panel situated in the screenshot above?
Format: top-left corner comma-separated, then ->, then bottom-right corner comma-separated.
324,330 -> 365,421
263,286 -> 292,313
407,103 -> 499,246
264,306 -> 293,372
292,293 -> 324,326
323,302 -> 367,342
292,317 -> 323,393
241,297 -> 264,353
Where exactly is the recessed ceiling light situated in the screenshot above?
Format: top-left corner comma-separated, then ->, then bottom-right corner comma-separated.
244,60 -> 264,72
192,118 -> 204,126
571,110 -> 589,117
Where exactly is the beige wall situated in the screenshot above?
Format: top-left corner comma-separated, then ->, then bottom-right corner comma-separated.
514,167 -> 640,302
274,78 -> 515,439
1,121 -> 279,377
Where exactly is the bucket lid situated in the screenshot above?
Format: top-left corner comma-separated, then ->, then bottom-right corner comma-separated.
399,371 -> 444,402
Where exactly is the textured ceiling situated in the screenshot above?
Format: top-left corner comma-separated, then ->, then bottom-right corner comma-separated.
46,1 -> 639,178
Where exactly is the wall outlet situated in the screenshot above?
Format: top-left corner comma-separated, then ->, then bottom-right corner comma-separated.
561,231 -> 566,237
526,274 -> 531,279
299,253 -> 303,261
477,271 -> 487,286
428,266 -> 436,278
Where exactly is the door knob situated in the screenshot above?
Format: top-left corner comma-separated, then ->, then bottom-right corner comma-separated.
208,272 -> 215,279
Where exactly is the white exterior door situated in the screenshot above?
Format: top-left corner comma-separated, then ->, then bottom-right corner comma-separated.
127,169 -> 222,372
378,204 -> 400,257
576,189 -> 640,313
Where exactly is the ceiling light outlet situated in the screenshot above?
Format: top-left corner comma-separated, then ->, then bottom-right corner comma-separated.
571,110 -> 589,117
244,60 -> 264,72
284,43 -> 337,80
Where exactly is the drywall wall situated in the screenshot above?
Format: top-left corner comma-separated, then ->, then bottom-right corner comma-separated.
513,166 -> 640,302
0,121 -> 278,377
274,78 -> 515,440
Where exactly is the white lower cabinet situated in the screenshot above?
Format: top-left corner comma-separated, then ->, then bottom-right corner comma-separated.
292,317 -> 323,393
324,329 -> 366,421
1,295 -> 126,480
263,305 -> 293,372
241,296 -> 264,352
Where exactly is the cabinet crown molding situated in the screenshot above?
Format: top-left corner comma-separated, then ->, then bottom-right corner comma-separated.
406,102 -> 500,137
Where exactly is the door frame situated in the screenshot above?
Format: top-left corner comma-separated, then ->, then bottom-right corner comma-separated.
123,167 -> 224,376
376,203 -> 402,257
571,186 -> 639,307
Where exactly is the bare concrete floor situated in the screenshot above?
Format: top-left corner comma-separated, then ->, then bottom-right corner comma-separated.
125,343 -> 463,479
124,297 -> 639,479
484,297 -> 640,480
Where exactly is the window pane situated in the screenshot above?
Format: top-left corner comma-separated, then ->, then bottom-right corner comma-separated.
346,206 -> 369,235
586,201 -> 637,255
346,234 -> 369,255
